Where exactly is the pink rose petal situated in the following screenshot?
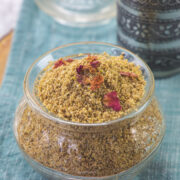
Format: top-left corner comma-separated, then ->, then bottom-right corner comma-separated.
90,61 -> 100,68
103,91 -> 122,112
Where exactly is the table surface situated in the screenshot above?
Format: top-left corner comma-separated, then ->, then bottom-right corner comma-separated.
0,32 -> 12,84
0,0 -> 22,84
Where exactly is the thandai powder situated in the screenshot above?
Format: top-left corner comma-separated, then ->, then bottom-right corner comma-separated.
36,53 -> 146,123
17,53 -> 164,177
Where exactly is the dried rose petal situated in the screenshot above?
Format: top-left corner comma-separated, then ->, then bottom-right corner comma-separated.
83,77 -> 91,85
103,91 -> 117,106
76,74 -> 83,83
66,58 -> 74,63
91,84 -> 101,91
91,55 -> 98,61
77,74 -> 91,85
54,59 -> 65,69
90,74 -> 104,90
108,100 -> 122,112
103,91 -> 122,112
76,65 -> 84,74
90,61 -> 100,68
120,71 -> 138,78
86,54 -> 98,61
82,65 -> 97,73
82,65 -> 90,70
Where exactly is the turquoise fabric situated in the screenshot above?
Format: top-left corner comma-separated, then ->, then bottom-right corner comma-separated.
0,0 -> 180,179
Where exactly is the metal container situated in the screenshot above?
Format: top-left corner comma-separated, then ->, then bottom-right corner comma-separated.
117,0 -> 180,78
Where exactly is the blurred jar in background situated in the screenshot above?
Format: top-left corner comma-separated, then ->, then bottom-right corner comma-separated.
117,0 -> 180,78
35,0 -> 116,27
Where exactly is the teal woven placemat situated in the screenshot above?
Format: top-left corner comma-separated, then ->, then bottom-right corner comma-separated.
0,0 -> 180,179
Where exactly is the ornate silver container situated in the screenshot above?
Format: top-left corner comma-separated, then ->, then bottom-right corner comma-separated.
117,0 -> 180,78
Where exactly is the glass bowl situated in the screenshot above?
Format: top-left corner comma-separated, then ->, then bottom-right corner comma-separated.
14,42 -> 165,180
34,0 -> 116,27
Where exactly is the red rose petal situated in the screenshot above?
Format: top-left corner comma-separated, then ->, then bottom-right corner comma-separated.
120,71 -> 138,78
66,58 -> 74,63
90,74 -> 104,90
90,61 -> 100,68
103,91 -> 122,112
76,65 -> 84,74
54,59 -> 65,69
109,100 -> 122,112
77,74 -> 83,83
86,54 -> 98,61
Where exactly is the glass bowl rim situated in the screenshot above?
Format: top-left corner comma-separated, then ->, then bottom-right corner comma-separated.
24,41 -> 155,127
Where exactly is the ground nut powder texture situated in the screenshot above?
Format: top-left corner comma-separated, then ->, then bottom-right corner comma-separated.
36,53 -> 146,123
17,53 -> 164,177
18,99 -> 163,177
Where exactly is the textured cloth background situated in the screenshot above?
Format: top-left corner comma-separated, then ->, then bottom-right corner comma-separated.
0,0 -> 180,179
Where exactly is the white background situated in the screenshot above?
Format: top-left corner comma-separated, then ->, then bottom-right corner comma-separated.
0,0 -> 22,38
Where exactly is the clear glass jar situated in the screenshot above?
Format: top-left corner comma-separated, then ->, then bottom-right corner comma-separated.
34,0 -> 116,27
14,42 -> 165,180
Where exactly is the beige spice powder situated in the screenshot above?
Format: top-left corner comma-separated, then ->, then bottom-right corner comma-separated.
16,53 -> 164,177
36,53 -> 146,123
18,98 -> 163,177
